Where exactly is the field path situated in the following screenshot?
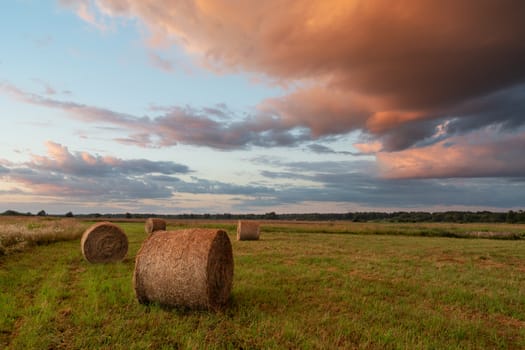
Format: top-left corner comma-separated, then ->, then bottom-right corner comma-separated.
0,240 -> 83,349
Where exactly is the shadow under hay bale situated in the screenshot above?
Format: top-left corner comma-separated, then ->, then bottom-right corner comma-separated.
81,222 -> 128,263
236,220 -> 260,241
144,218 -> 167,234
133,228 -> 234,311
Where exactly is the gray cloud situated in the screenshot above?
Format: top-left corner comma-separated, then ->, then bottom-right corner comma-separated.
307,144 -> 361,156
2,142 -> 524,212
165,176 -> 275,196
29,141 -> 190,177
1,141 -> 275,204
3,75 -> 525,185
249,157 -> 525,209
0,141 -> 191,200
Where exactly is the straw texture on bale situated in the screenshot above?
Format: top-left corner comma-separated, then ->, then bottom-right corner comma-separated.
236,220 -> 260,241
81,222 -> 128,263
144,218 -> 167,234
133,228 -> 234,310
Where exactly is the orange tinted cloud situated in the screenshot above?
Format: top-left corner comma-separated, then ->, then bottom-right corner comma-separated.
259,87 -> 372,138
51,1 -> 525,182
82,0 -> 525,108
377,131 -> 525,179
63,0 -> 525,148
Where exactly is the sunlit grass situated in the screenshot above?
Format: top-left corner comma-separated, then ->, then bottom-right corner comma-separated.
0,219 -> 524,348
260,221 -> 525,239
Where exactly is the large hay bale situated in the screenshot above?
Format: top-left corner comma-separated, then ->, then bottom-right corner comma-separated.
133,229 -> 234,310
81,222 -> 128,263
144,218 -> 167,234
236,220 -> 260,241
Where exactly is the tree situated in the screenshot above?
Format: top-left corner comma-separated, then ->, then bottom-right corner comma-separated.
264,211 -> 278,219
65,211 -> 74,217
37,210 -> 47,216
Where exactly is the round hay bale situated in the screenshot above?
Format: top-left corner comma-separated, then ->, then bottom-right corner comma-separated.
236,220 -> 260,241
133,228 -> 234,310
144,218 -> 167,234
81,222 -> 128,263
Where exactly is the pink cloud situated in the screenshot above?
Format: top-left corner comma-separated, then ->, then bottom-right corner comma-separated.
377,131 -> 525,179
59,0 -> 107,31
353,141 -> 383,155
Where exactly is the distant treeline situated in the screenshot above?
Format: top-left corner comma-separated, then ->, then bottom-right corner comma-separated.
2,209 -> 525,223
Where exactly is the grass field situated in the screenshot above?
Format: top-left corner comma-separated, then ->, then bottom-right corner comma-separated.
1,219 -> 524,349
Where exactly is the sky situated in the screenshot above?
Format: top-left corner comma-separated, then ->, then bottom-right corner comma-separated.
1,0 -> 525,215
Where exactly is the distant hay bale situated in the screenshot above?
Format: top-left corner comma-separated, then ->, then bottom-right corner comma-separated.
145,218 -> 167,234
236,220 -> 260,241
80,222 -> 128,263
133,228 -> 234,310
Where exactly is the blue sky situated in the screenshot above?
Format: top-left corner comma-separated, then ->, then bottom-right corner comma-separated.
1,0 -> 524,215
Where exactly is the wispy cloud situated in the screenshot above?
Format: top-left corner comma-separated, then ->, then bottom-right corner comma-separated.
59,0 -> 108,31
148,52 -> 175,72
0,82 -> 311,149
3,80 -> 525,181
307,144 -> 360,156
32,79 -> 57,95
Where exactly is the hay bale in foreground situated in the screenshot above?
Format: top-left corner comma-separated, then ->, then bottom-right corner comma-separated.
81,222 -> 128,263
144,218 -> 167,234
133,229 -> 234,310
236,220 -> 260,241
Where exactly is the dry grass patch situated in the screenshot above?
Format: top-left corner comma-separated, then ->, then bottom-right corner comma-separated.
0,218 -> 86,255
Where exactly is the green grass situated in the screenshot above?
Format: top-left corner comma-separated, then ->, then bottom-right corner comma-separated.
1,220 -> 524,349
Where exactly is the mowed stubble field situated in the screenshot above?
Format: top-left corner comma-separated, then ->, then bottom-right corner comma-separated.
1,218 -> 524,349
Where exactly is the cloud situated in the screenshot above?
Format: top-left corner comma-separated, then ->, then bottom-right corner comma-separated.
149,52 -> 174,72
352,141 -> 382,155
54,1 -> 525,178
307,144 -> 359,156
3,141 -> 524,212
31,141 -> 190,176
377,130 -> 525,179
251,157 -> 525,210
0,82 -> 312,149
0,141 -> 275,205
59,0 -> 108,31
1,141 -> 190,199
69,1 -> 525,108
